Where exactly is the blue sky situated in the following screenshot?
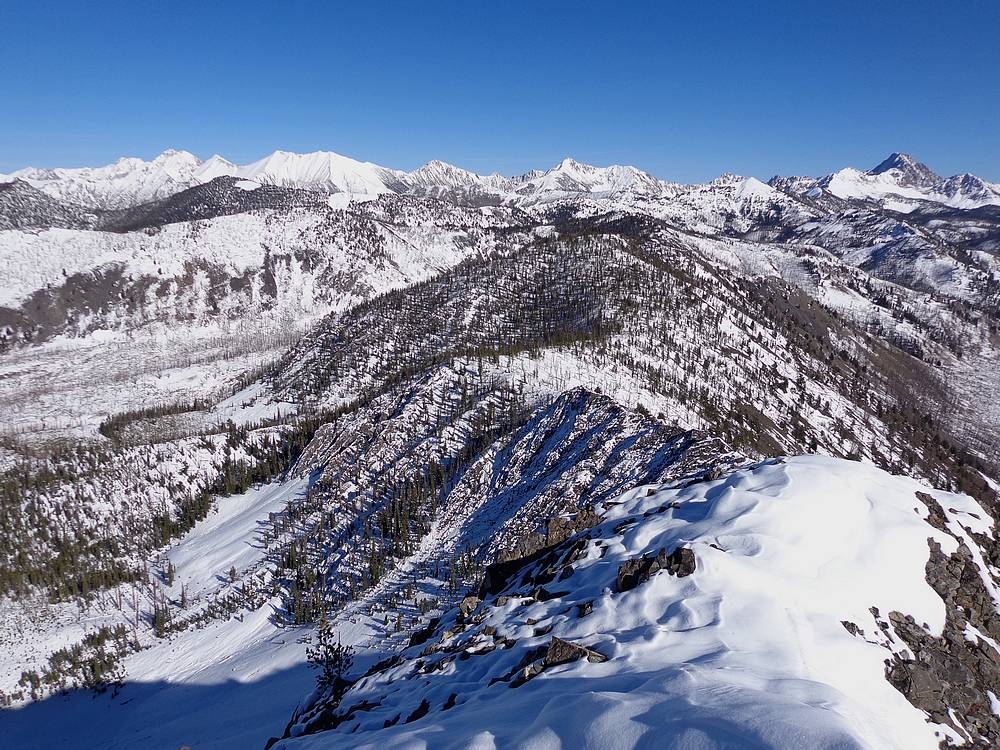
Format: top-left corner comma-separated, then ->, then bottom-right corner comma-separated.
1,0 -> 998,182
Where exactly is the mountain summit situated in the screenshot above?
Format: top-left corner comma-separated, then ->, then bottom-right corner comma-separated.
868,152 -> 942,188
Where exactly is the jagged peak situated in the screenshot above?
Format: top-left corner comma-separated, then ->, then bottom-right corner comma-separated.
868,152 -> 941,187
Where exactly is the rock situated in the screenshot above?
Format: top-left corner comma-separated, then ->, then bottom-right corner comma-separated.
616,546 -> 696,592
884,538 -> 1000,747
545,510 -> 600,546
544,636 -> 608,668
916,491 -> 948,531
532,586 -> 567,602
511,661 -> 545,687
841,620 -> 863,637
404,698 -> 430,724
408,618 -> 440,648
481,512 -> 599,596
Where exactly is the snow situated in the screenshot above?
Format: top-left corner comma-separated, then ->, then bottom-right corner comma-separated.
0,479 -> 315,750
227,150 -> 401,195
326,192 -> 378,209
164,479 -> 309,601
8,149 -> 205,209
276,455 -> 986,750
815,166 -> 1000,209
989,691 -> 1000,718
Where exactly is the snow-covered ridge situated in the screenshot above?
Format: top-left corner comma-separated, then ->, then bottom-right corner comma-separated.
773,152 -> 1000,210
1,150 -> 680,209
7,147 -> 997,211
276,455 -> 999,749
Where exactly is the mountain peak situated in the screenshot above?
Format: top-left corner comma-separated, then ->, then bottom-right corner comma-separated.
868,152 -> 941,188
553,157 -> 586,171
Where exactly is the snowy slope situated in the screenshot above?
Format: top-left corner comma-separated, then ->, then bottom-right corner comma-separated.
0,479 -> 317,750
223,150 -> 403,195
6,150 -> 206,209
276,455 -> 997,750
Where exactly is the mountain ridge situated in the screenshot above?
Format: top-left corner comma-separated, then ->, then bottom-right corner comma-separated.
10,148 -> 997,211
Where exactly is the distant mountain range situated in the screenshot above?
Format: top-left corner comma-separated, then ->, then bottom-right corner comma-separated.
5,148 -> 997,211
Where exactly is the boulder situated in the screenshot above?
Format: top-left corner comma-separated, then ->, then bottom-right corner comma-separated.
544,636 -> 608,667
616,546 -> 695,592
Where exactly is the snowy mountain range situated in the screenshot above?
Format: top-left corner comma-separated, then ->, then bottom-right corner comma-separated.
1,145 -> 1000,750
771,152 -> 1000,211
4,148 -> 999,212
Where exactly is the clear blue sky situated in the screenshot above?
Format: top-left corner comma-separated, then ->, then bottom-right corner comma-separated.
1,0 -> 998,182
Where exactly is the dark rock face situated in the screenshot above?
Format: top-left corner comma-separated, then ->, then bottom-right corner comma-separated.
616,546 -> 696,592
545,511 -> 600,547
407,618 -> 441,647
544,637 -> 608,668
404,699 -> 430,724
480,509 -> 602,596
881,492 -> 1000,748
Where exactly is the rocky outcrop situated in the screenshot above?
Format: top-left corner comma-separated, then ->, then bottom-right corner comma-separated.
480,509 -> 601,596
544,637 -> 608,667
616,546 -> 696,592
883,493 -> 1000,748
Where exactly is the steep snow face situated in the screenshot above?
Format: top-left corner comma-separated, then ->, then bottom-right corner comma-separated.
279,456 -> 992,750
8,150 -> 205,209
226,150 -> 403,195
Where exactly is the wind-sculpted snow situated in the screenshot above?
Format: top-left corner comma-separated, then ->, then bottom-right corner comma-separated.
276,456 -> 998,750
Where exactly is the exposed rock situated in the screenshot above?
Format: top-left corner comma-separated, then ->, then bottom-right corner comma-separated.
917,491 -> 949,532
404,698 -> 430,724
532,586 -> 568,602
545,510 -> 600,546
544,636 -> 609,667
616,546 -> 696,592
408,618 -> 440,647
882,534 -> 1000,748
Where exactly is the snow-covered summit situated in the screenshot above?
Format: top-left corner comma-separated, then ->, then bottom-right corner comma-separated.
869,152 -> 942,188
514,157 -> 680,201
7,149 -> 206,209
773,152 -> 1000,210
7,147 -> 998,215
6,150 -> 686,208
404,160 -> 511,192
224,149 -> 402,195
